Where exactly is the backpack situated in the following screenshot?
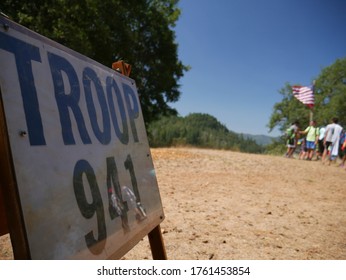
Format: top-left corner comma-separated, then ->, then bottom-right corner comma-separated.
306,126 -> 319,139
285,127 -> 294,140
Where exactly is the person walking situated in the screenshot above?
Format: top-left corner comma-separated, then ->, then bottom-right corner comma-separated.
329,121 -> 343,165
340,136 -> 346,170
316,125 -> 326,160
285,120 -> 300,158
298,137 -> 307,160
299,120 -> 319,161
322,118 -> 338,163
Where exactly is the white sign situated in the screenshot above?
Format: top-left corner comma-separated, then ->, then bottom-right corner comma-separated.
0,16 -> 164,259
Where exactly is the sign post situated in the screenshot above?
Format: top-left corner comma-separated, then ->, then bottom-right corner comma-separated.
0,15 -> 166,259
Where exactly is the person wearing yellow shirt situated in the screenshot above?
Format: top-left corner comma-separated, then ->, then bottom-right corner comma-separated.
299,120 -> 319,161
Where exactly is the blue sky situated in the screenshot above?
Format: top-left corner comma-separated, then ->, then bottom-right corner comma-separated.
171,0 -> 346,136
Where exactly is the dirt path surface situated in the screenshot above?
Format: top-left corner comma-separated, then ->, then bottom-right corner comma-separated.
1,148 -> 346,260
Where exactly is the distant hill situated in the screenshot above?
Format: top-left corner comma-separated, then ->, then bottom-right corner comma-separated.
147,113 -> 265,154
240,133 -> 276,146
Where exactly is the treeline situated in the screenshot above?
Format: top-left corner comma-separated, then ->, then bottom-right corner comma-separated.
147,113 -> 264,154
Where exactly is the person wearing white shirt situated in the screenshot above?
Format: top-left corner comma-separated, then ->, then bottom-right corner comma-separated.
329,121 -> 343,164
322,117 -> 337,162
317,125 -> 326,160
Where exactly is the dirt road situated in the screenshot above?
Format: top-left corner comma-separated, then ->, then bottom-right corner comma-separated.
1,148 -> 346,259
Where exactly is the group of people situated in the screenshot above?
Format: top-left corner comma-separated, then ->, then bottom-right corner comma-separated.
285,117 -> 346,169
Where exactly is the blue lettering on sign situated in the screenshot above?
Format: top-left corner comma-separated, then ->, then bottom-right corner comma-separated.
83,67 -> 111,145
106,77 -> 129,145
123,84 -> 139,143
0,33 -> 140,146
0,32 -> 46,145
48,52 -> 92,145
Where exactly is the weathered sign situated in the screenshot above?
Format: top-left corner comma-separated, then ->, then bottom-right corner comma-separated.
0,16 -> 164,259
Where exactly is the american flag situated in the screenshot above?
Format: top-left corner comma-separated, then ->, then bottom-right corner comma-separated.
292,85 -> 314,108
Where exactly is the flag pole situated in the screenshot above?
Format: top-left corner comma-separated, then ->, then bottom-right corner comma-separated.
310,109 -> 313,122
310,80 -> 315,121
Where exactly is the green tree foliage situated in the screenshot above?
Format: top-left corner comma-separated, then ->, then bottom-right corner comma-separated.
1,0 -> 188,124
313,58 -> 346,125
268,57 -> 346,134
148,113 -> 264,154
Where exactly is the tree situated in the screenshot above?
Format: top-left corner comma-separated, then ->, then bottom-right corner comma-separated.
1,0 -> 188,125
313,58 -> 346,125
267,83 -> 311,132
148,113 -> 264,153
268,57 -> 346,134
